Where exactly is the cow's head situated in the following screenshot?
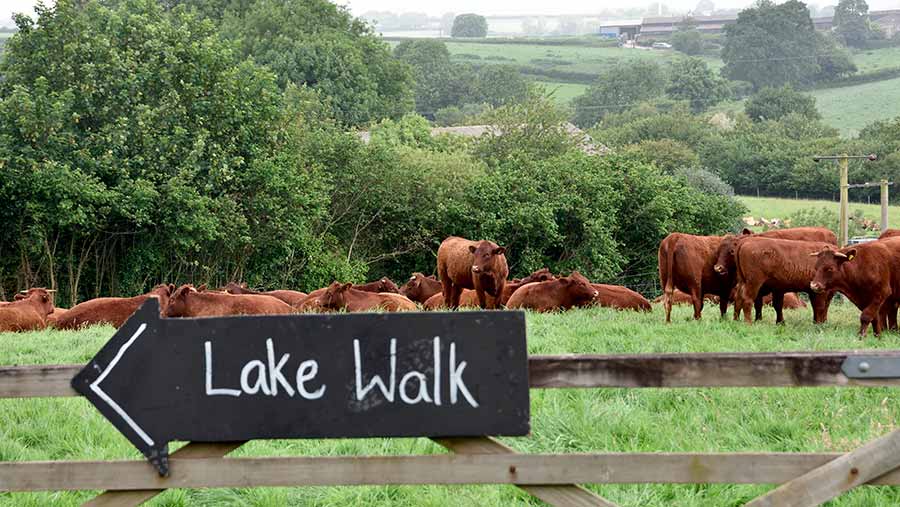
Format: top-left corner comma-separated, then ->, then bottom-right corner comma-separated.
520,267 -> 556,284
560,271 -> 598,305
714,234 -> 741,276
469,241 -> 506,275
377,277 -> 399,294
810,248 -> 856,293
163,284 -> 197,317
17,288 -> 54,316
400,273 -> 434,301
149,283 -> 175,312
320,282 -> 352,310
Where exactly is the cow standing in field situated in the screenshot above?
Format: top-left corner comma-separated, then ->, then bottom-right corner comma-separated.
223,282 -> 308,308
54,284 -> 174,330
658,233 -> 730,323
713,227 -> 836,321
164,285 -> 295,317
506,272 -> 598,312
810,238 -> 900,337
437,237 -> 508,309
399,273 -> 443,304
0,288 -> 54,332
319,282 -> 416,312
733,238 -> 834,324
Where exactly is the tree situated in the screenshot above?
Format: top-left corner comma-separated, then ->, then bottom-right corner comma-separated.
472,65 -> 532,107
451,13 -> 488,38
666,57 -> 730,112
744,85 -> 821,122
694,0 -> 715,15
573,60 -> 666,128
722,0 -> 824,89
672,29 -> 703,55
439,12 -> 455,36
0,0 -> 346,300
834,0 -> 872,48
394,40 -> 473,115
219,0 -> 414,126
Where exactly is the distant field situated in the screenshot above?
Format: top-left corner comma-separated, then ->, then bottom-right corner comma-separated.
536,81 -> 588,104
851,46 -> 900,73
738,195 -> 900,230
443,41 -> 723,79
809,76 -> 900,137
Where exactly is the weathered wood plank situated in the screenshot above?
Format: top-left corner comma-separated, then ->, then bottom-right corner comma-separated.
528,351 -> 900,388
745,428 -> 900,507
4,453 -> 900,492
6,351 -> 900,400
83,442 -> 245,507
435,437 -> 617,507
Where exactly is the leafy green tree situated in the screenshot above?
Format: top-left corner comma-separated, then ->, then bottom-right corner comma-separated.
219,0 -> 414,126
744,85 -> 820,122
573,60 -> 666,128
814,32 -> 858,81
834,0 -> 872,48
473,65 -> 532,107
451,13 -> 488,38
666,57 -> 730,112
394,39 -> 473,115
622,139 -> 701,173
722,0 -> 824,88
0,0 -> 349,300
672,29 -> 703,55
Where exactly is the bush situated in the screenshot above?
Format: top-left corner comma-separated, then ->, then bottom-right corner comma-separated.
672,30 -> 703,55
621,139 -> 701,174
745,85 -> 820,122
674,167 -> 735,196
530,58 -> 574,66
786,207 -> 869,238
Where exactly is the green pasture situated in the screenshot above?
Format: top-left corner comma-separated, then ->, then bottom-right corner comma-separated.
536,81 -> 588,105
809,76 -> 900,137
739,195 -> 900,229
3,302 -> 900,506
851,46 -> 900,74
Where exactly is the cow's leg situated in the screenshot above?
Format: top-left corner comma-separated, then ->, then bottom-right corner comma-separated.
733,283 -> 743,321
754,294 -> 764,321
476,289 -> 488,310
664,287 -> 674,324
860,298 -> 887,337
738,281 -> 762,324
811,290 -> 835,324
719,292 -> 728,318
448,284 -> 463,310
771,292 -> 785,324
889,302 -> 899,331
690,285 -> 704,320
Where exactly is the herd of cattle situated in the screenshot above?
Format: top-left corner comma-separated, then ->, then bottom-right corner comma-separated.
2,229 -> 899,336
660,226 -> 900,336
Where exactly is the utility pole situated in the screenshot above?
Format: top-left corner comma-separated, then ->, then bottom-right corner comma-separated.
882,179 -> 890,232
813,154 -> 878,246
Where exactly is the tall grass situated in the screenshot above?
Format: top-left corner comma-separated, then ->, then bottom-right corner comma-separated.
2,302 -> 900,506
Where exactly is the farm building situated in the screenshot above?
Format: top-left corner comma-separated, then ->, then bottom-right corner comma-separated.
872,9 -> 900,38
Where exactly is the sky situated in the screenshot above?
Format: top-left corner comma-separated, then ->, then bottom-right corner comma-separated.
3,0 -> 900,25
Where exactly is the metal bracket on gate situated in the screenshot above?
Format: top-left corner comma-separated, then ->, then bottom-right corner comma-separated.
842,356 -> 900,379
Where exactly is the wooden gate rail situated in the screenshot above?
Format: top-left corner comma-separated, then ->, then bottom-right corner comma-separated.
4,351 -> 900,507
5,453 -> 900,492
5,350 -> 900,399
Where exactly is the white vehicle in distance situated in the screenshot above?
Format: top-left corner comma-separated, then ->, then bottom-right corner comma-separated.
651,42 -> 673,49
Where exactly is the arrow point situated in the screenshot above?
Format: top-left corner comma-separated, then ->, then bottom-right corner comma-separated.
148,446 -> 170,477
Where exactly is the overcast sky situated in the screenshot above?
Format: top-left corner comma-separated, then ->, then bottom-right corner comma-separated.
3,0 -> 899,26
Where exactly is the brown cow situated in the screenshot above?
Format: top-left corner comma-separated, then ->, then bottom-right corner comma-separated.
658,233 -> 730,323
305,278 -> 400,302
437,237 -> 508,310
506,272 -> 598,312
879,229 -> 900,240
424,268 -> 556,310
223,282 -> 308,307
733,238 -> 834,324
319,282 -> 416,312
164,284 -> 295,318
592,284 -> 652,312
399,273 -> 443,303
0,288 -> 55,332
810,238 -> 900,337
54,285 -> 174,330
713,227 -> 835,321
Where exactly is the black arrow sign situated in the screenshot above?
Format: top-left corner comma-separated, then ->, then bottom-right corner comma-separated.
72,299 -> 530,476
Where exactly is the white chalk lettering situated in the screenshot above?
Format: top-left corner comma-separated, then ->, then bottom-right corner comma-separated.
266,338 -> 295,397
450,342 -> 478,408
399,371 -> 432,404
354,338 -> 396,402
205,341 -> 241,397
433,336 -> 441,406
240,360 -> 271,396
296,360 -> 326,399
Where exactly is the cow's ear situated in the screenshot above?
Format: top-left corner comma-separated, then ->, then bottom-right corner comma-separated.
342,282 -> 353,290
741,228 -> 753,236
198,284 -> 207,292
559,277 -> 570,285
494,247 -> 506,256
844,248 -> 858,262
168,283 -> 176,293
468,245 -> 477,253
14,293 -> 25,300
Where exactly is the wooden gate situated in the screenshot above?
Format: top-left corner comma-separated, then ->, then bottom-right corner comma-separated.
3,351 -> 900,506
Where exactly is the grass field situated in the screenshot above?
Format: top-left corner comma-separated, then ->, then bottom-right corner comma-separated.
851,47 -> 900,73
809,76 -> 900,137
739,195 -> 900,229
536,80 -> 588,104
3,303 -> 900,506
